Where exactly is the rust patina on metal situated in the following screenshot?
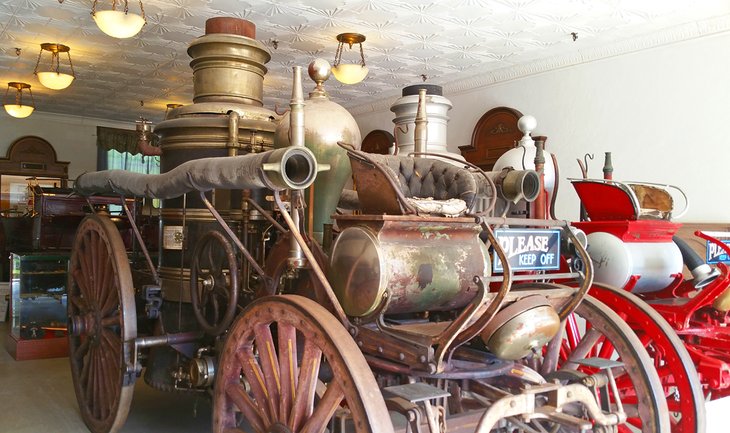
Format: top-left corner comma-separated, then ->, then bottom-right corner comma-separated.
331,215 -> 489,317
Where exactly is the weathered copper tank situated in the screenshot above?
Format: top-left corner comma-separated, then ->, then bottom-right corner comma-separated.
274,59 -> 361,242
330,215 -> 490,317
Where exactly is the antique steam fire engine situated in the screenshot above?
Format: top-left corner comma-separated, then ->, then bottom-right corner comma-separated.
66,18 -> 670,433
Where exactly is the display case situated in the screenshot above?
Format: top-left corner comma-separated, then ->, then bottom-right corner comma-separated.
4,252 -> 69,360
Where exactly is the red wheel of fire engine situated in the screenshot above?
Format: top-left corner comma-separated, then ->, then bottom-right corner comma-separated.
552,295 -> 670,433
67,214 -> 137,433
213,295 -> 394,433
589,283 -> 705,433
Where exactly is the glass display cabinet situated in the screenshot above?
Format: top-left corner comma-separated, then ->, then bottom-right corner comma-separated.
4,252 -> 69,360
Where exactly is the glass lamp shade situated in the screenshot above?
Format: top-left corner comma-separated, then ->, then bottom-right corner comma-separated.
331,64 -> 369,84
36,72 -> 75,90
93,10 -> 145,38
4,104 -> 34,118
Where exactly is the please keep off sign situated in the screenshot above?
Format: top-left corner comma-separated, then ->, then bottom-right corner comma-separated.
493,228 -> 561,272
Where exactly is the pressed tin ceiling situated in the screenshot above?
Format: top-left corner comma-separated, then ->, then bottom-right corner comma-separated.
1,0 -> 729,123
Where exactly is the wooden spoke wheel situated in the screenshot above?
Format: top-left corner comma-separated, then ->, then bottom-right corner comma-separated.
213,295 -> 394,433
67,214 -> 137,433
190,230 -> 240,336
589,284 -> 705,433
556,295 -> 671,433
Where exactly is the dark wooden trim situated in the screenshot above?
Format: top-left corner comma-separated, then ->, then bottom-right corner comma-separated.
0,136 -> 69,183
361,129 -> 394,155
459,106 -> 523,171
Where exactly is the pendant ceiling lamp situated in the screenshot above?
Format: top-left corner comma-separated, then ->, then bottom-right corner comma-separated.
332,33 -> 369,85
3,82 -> 35,118
92,0 -> 146,39
34,43 -> 75,90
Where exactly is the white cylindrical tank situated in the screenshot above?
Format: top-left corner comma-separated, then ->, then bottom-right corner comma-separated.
390,84 -> 464,162
586,232 -> 683,293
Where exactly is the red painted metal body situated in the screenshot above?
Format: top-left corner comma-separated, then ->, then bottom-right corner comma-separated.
573,178 -> 730,400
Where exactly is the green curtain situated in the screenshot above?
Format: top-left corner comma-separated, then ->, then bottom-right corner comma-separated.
107,149 -> 160,174
96,126 -> 158,155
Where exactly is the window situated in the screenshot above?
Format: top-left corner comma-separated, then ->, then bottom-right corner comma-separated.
105,149 -> 160,174
95,126 -> 161,210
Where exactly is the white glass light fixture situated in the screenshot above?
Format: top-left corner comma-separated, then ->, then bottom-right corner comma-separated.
92,0 -> 146,39
332,33 -> 369,85
34,43 -> 75,90
3,82 -> 35,118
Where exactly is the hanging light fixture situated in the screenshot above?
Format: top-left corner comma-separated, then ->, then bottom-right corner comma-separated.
332,33 -> 369,85
92,0 -> 146,39
34,43 -> 75,90
3,82 -> 35,118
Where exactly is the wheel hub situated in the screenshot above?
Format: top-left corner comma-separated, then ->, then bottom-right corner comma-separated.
69,312 -> 97,337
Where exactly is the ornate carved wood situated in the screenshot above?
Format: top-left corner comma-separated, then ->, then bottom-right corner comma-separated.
0,136 -> 69,182
459,106 -> 523,170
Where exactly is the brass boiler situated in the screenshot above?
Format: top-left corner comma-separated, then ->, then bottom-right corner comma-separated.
330,216 -> 490,317
153,17 -> 278,301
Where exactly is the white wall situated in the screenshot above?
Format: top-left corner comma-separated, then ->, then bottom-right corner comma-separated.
0,112 -> 134,180
356,32 -> 730,223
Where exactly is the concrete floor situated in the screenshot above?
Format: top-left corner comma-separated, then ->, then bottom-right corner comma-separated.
0,321 -> 212,433
3,320 -> 729,433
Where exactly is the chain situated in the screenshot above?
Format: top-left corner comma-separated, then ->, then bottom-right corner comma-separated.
138,0 -> 146,20
91,0 -> 97,15
33,46 -> 43,74
359,42 -> 365,67
333,42 -> 343,67
52,51 -> 59,73
66,50 -> 75,76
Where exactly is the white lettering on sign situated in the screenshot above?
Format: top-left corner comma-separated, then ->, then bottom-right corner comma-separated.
707,240 -> 730,264
493,229 -> 561,272
498,235 -> 552,259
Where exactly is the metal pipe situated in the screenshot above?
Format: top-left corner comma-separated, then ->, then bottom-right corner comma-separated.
75,146 -> 318,198
135,331 -> 203,349
602,151 -> 613,180
136,117 -> 162,156
274,191 -> 350,327
413,88 -> 428,157
288,65 -> 307,268
533,141 -> 546,220
199,191 -> 267,279
244,197 -> 287,234
121,198 -> 160,285
241,190 -> 250,294
289,66 -> 305,148
227,111 -> 240,157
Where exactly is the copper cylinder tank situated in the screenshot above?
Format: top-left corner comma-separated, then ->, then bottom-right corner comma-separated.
274,59 -> 361,242
153,18 -> 278,301
330,216 -> 490,317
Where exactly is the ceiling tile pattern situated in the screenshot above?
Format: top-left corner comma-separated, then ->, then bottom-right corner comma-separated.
0,0 -> 729,122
